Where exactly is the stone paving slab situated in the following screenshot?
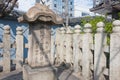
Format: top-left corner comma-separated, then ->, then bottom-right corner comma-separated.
0,68 -> 81,80
59,70 -> 80,80
0,69 -> 22,80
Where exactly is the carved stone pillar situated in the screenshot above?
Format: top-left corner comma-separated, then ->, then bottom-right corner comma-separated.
18,3 -> 63,80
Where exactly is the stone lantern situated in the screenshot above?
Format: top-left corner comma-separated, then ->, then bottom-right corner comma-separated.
18,3 -> 63,80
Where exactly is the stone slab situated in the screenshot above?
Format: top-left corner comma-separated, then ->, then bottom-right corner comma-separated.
23,65 -> 57,80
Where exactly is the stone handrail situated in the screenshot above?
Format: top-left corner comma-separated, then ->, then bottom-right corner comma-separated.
53,20 -> 120,80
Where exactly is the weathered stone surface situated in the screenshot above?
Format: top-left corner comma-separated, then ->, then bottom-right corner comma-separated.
65,27 -> 73,64
18,3 -> 63,80
51,31 -> 55,64
82,23 -> 93,80
28,23 -> 52,68
94,22 -> 106,80
59,27 -> 66,63
18,3 -> 63,24
54,27 -> 66,65
16,27 -> 24,69
55,29 -> 61,65
23,65 -> 57,80
110,20 -> 120,80
73,25 -> 82,72
3,25 -> 11,73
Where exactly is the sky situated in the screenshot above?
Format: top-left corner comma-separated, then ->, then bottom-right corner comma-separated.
17,0 -> 93,17
17,0 -> 35,12
74,0 -> 93,17
75,0 -> 93,8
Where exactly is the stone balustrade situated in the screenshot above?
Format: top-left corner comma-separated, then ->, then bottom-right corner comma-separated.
0,20 -> 120,80
54,20 -> 120,80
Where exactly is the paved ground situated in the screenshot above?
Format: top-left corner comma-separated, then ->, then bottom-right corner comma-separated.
0,66 -> 81,80
58,70 -> 81,80
0,70 -> 22,80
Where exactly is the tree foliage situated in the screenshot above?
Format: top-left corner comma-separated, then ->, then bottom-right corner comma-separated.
80,16 -> 112,33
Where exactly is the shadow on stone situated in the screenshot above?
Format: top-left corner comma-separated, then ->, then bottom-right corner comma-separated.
56,62 -> 80,80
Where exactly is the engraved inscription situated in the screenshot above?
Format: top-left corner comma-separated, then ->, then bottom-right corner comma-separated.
29,24 -> 51,67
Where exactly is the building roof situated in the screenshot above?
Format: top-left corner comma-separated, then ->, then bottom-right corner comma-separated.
90,0 -> 120,14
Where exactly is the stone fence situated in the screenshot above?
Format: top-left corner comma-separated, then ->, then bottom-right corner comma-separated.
0,25 -> 28,75
0,20 -> 120,80
53,20 -> 120,80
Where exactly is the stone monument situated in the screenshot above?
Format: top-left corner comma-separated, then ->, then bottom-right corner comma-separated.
18,3 -> 63,80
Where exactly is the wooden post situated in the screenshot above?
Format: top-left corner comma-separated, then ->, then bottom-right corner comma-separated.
65,27 -> 73,65
82,23 -> 93,80
73,25 -> 82,72
110,20 -> 120,80
3,25 -> 11,73
94,22 -> 106,80
16,27 -> 24,69
59,27 -> 66,63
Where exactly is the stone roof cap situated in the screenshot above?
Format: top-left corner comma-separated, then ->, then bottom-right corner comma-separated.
18,3 -> 63,24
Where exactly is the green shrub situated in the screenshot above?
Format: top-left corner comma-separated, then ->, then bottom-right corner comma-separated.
80,16 -> 112,33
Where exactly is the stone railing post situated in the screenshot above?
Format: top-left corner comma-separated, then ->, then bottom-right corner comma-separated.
51,28 -> 55,64
54,29 -> 61,65
59,27 -> 66,63
82,23 -> 93,80
16,27 -> 24,69
94,22 -> 106,80
65,27 -> 73,66
110,20 -> 120,80
27,31 -> 32,66
3,25 -> 11,73
73,25 -> 82,72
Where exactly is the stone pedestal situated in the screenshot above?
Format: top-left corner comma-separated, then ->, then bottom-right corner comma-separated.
18,3 -> 63,80
23,65 -> 57,80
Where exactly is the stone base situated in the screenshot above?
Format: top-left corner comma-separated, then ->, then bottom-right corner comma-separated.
23,65 -> 57,80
